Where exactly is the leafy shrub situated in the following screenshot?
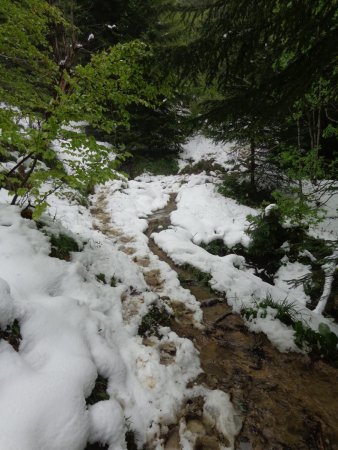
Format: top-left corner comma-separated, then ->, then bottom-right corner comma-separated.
294,322 -> 338,364
138,304 -> 171,337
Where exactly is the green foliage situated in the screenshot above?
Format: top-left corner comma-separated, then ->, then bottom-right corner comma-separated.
293,321 -> 338,364
241,295 -> 299,327
200,239 -> 228,257
246,208 -> 287,276
122,153 -> 179,178
0,0 -> 173,214
49,233 -> 80,261
110,276 -> 117,287
271,190 -> 324,228
180,264 -> 212,287
242,295 -> 338,364
218,172 -> 273,207
86,375 -> 109,405
95,273 -> 106,284
0,319 -> 21,351
138,304 -> 171,337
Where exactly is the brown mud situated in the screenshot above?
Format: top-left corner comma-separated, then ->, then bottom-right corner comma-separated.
146,196 -> 338,450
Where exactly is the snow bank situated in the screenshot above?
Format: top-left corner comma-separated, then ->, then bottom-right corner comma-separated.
178,135 -> 236,171
172,182 -> 256,247
0,199 -> 202,449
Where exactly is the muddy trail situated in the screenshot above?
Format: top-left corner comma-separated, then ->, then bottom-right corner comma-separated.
146,195 -> 338,450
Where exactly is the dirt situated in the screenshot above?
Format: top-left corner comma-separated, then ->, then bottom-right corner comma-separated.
91,189 -> 338,450
146,196 -> 338,450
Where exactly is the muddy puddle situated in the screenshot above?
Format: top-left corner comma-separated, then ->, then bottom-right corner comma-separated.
146,196 -> 338,450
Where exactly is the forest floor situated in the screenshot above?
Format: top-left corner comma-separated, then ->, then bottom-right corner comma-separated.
0,136 -> 337,450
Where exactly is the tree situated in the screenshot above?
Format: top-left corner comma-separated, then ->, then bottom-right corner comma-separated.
0,0 -> 170,214
176,0 -> 338,192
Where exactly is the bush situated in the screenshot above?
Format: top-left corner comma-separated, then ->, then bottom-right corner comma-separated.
293,322 -> 338,364
200,239 -> 229,256
246,208 -> 287,277
121,154 -> 179,178
218,172 -> 273,207
241,295 -> 338,364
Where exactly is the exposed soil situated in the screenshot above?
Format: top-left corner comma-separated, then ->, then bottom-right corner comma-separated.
90,188 -> 338,450
146,196 -> 338,450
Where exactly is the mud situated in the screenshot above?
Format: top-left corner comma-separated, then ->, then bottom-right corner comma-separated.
146,196 -> 338,450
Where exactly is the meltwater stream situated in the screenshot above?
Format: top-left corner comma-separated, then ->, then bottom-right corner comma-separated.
146,196 -> 338,450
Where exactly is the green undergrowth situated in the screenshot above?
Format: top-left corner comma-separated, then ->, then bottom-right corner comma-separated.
0,320 -> 21,351
35,220 -> 81,261
180,159 -> 225,175
179,263 -> 212,286
218,172 -> 274,207
200,239 -> 245,258
49,233 -> 80,261
241,295 -> 338,365
95,273 -> 118,287
121,153 -> 179,178
138,304 -> 171,337
86,375 -> 109,405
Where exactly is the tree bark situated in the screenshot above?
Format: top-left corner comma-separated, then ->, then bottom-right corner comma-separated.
250,139 -> 256,193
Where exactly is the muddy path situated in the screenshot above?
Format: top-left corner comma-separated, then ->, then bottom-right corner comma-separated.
146,195 -> 338,450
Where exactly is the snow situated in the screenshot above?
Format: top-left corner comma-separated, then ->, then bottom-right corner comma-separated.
274,260 -> 311,307
264,203 -> 277,216
0,199 -> 203,449
178,135 -> 236,171
0,278 -> 15,329
203,390 -> 241,448
171,182 -> 256,247
1,133 -> 337,449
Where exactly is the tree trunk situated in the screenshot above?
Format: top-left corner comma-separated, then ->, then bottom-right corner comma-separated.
250,139 -> 257,193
